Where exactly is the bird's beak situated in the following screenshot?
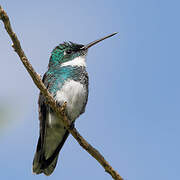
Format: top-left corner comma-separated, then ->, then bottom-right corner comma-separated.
82,32 -> 118,50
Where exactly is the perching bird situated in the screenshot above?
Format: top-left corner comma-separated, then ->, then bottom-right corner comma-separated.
33,32 -> 117,175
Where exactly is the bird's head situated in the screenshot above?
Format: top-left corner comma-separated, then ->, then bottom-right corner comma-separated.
49,42 -> 85,67
48,32 -> 118,67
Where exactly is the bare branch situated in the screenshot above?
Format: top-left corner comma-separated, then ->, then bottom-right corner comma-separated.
0,6 -> 123,180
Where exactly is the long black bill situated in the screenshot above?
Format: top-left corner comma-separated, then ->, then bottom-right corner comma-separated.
82,32 -> 118,49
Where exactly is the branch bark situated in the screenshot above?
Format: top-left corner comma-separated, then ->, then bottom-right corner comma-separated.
0,6 -> 123,180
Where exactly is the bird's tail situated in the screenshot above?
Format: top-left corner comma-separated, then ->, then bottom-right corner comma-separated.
33,129 -> 69,176
33,154 -> 59,176
32,136 -> 60,176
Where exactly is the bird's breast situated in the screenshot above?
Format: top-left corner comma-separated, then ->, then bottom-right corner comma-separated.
54,79 -> 87,121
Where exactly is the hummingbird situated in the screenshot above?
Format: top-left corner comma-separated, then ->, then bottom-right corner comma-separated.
32,32 -> 117,175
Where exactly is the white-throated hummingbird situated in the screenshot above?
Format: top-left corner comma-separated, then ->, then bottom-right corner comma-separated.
33,32 -> 117,175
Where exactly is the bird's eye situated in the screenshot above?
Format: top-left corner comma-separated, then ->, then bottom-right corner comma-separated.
66,49 -> 72,54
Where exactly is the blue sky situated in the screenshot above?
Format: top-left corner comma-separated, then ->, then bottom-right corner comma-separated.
0,0 -> 180,179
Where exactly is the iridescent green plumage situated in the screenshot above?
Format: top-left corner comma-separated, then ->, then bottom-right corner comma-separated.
45,66 -> 88,95
48,42 -> 84,67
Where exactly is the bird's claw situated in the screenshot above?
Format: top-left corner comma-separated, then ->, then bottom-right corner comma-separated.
69,122 -> 75,130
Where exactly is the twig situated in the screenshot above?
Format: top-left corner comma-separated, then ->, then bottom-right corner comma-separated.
0,6 -> 123,180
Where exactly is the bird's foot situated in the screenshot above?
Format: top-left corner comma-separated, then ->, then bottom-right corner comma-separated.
56,101 -> 67,112
69,122 -> 75,130
56,101 -> 62,107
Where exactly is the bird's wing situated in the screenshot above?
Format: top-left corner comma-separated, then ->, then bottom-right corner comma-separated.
33,73 -> 69,175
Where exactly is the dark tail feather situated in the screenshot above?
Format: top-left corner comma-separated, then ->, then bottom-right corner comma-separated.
33,130 -> 69,176
33,149 -> 59,175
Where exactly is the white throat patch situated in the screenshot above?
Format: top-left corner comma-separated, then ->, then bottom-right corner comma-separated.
61,56 -> 86,67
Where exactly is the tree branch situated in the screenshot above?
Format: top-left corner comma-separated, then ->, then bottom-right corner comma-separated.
0,6 -> 123,180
